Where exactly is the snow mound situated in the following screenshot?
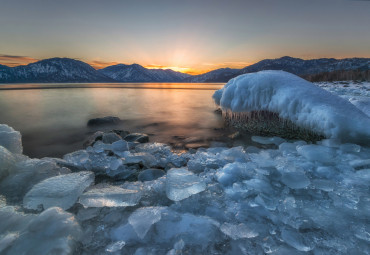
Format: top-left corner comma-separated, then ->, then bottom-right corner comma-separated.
0,124 -> 22,154
0,146 -> 16,180
213,71 -> 370,144
23,171 -> 94,211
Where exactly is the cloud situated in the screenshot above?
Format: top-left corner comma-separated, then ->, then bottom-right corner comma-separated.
0,54 -> 38,67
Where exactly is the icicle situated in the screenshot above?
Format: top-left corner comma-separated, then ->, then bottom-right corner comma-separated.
220,109 -> 325,141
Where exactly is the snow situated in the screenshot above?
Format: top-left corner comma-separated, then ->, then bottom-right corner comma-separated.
0,146 -> 16,180
213,71 -> 370,144
0,124 -> 22,154
23,171 -> 94,211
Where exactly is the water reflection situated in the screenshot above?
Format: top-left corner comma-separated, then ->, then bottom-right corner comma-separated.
0,83 -> 227,158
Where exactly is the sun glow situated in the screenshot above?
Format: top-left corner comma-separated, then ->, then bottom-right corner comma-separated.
145,65 -> 201,75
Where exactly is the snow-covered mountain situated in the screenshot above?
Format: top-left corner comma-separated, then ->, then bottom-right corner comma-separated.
98,64 -> 191,82
184,68 -> 239,83
0,58 -> 114,83
1,56 -> 369,83
239,56 -> 370,76
187,56 -> 370,82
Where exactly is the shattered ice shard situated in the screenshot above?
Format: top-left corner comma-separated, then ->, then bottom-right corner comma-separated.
213,70 -> 370,144
79,185 -> 141,208
23,171 -> 94,211
166,168 -> 206,201
128,206 -> 165,239
220,222 -> 259,239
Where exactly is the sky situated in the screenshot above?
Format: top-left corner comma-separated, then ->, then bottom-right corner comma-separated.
0,0 -> 369,74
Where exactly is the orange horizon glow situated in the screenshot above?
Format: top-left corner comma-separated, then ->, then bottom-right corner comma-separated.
144,65 -> 205,75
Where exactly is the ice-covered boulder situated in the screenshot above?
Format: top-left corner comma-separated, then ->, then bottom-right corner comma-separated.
213,71 -> 370,144
166,168 -> 206,201
23,171 -> 94,211
0,124 -> 22,154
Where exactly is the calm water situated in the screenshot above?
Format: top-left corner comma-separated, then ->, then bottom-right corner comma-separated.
0,83 -> 230,158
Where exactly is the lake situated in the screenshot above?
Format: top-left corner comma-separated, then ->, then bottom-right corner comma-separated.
0,83 -> 232,158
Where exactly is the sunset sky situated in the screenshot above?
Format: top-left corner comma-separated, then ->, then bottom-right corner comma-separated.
1,0 -> 370,74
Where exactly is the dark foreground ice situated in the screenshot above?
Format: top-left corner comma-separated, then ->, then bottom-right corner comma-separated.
0,122 -> 369,254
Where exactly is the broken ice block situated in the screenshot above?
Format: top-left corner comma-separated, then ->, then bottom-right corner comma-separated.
23,171 -> 94,211
128,207 -> 165,239
220,222 -> 259,239
79,185 -> 141,208
166,168 -> 206,201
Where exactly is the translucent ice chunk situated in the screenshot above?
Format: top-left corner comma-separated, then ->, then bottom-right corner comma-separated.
0,124 -> 22,154
243,178 -> 274,194
155,212 -> 220,245
109,158 -> 123,170
216,162 -> 255,186
166,168 -> 206,201
93,140 -> 112,153
281,171 -> 310,189
102,132 -> 121,144
128,206 -> 165,239
112,140 -> 129,156
63,150 -> 89,167
0,159 -> 70,203
220,222 -> 259,239
23,171 -> 94,211
79,185 -> 141,208
297,145 -> 336,163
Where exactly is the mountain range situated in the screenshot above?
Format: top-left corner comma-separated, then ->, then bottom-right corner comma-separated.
0,56 -> 369,83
